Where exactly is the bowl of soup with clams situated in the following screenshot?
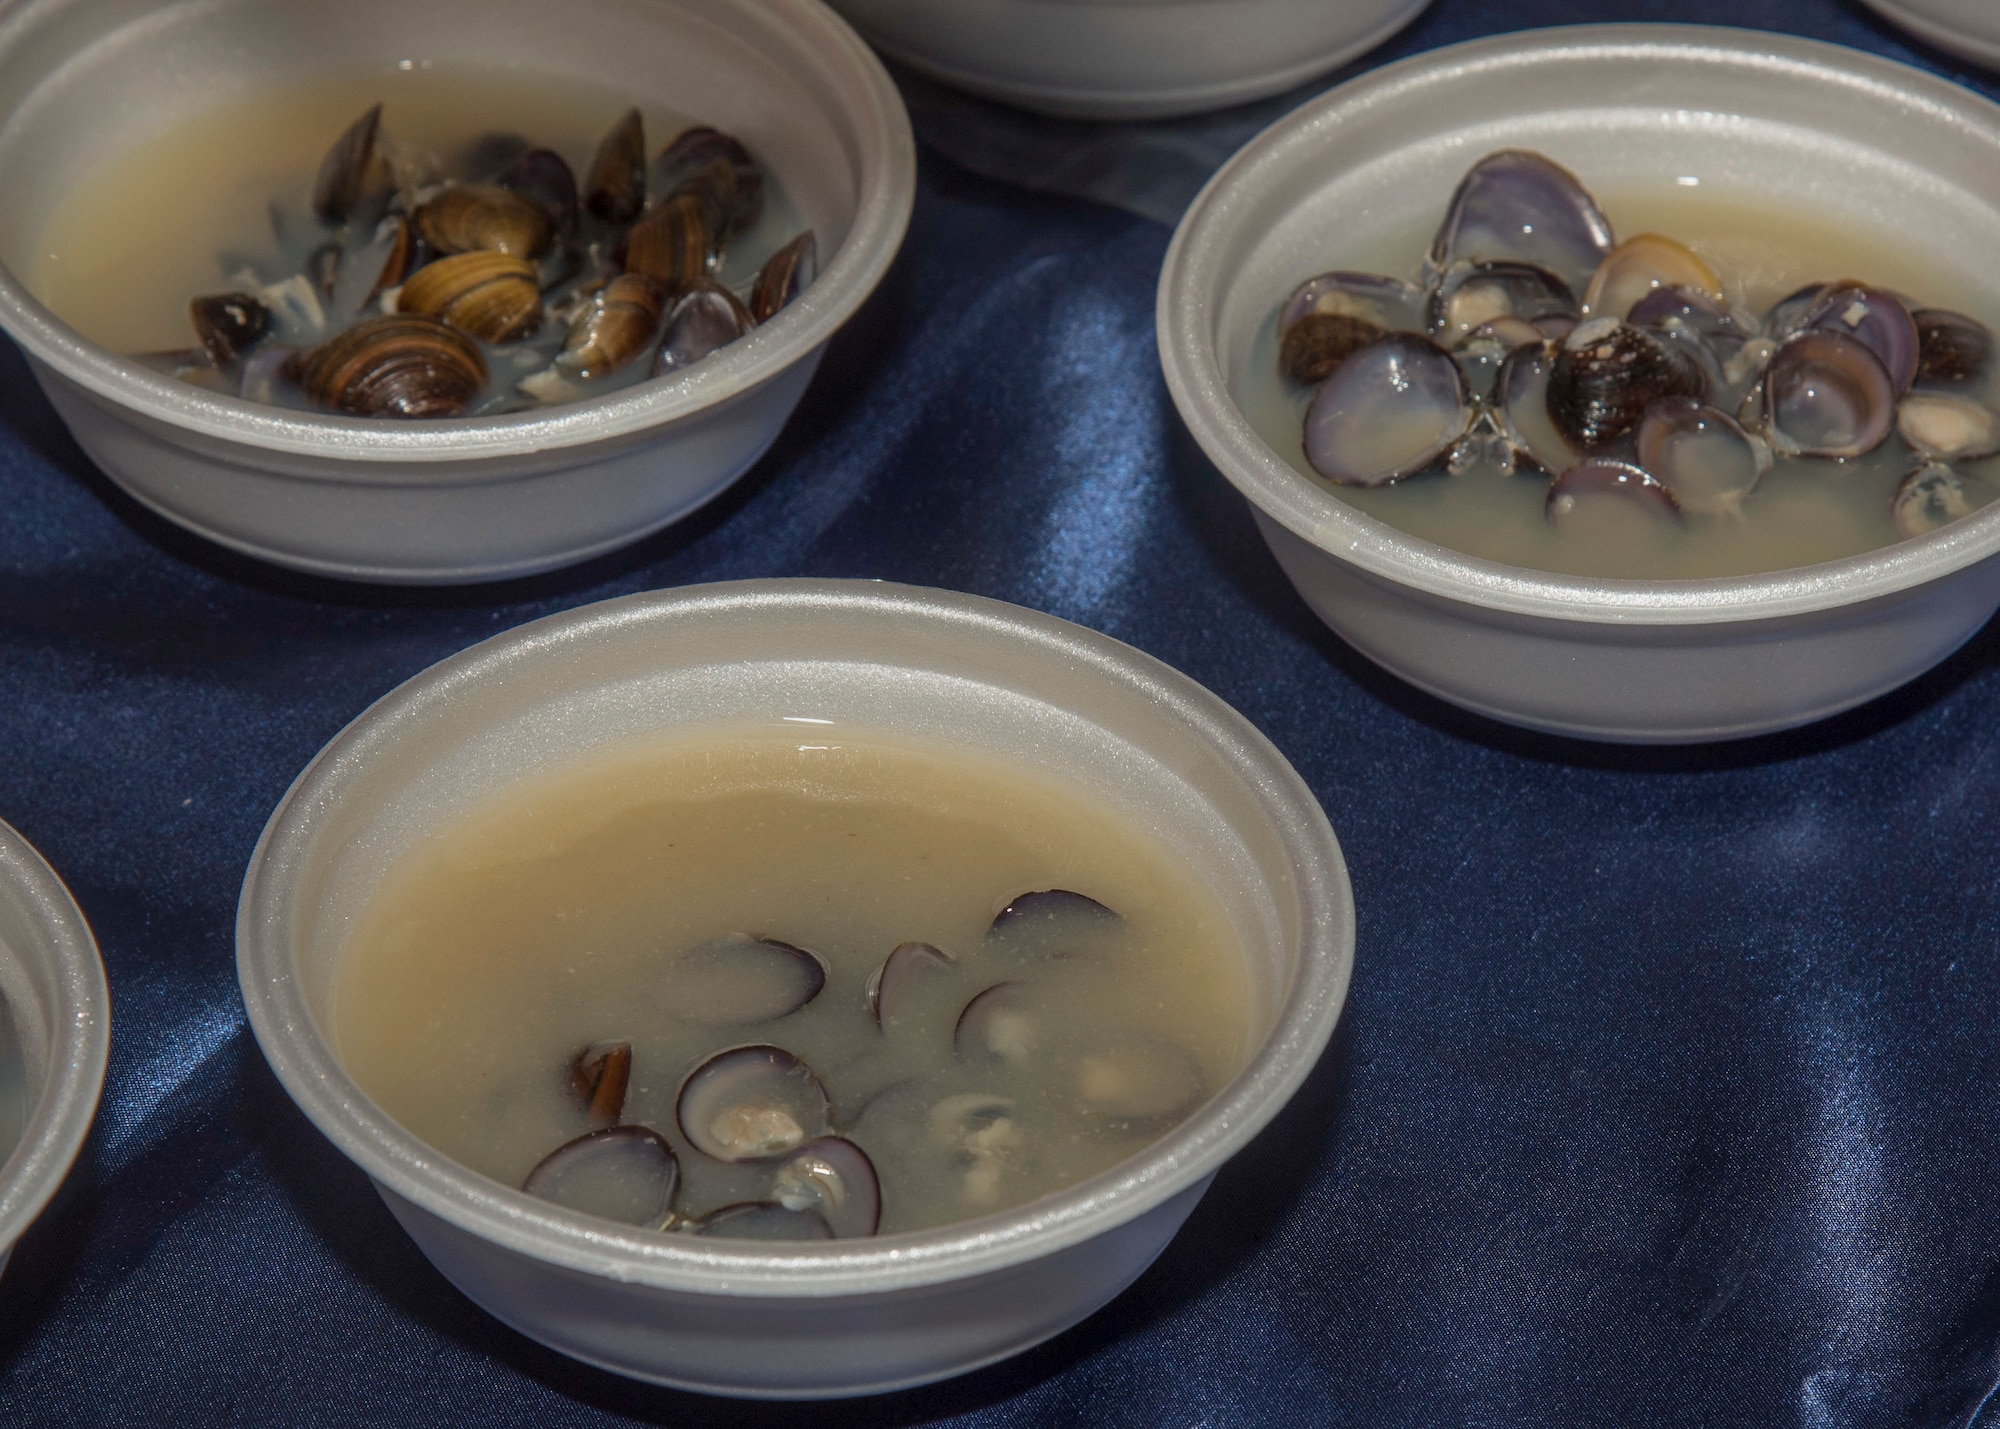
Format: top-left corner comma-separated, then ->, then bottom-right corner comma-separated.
1159,25 -> 2000,743
0,0 -> 913,583
235,579 -> 1354,1399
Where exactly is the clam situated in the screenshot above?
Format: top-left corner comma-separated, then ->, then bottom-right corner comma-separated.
1545,317 -> 1706,451
989,888 -> 1117,934
1913,308 -> 1993,386
929,1092 -> 1022,1208
1453,317 -> 1546,404
297,313 -> 487,419
1277,272 -> 1425,385
660,931 -> 826,1025
1545,458 -> 1682,525
1303,332 -> 1470,487
397,250 -> 543,344
497,147 -> 580,239
1634,397 -> 1770,518
189,293 -> 269,367
1495,340 -> 1581,477
693,1202 -> 833,1241
770,1137 -> 882,1238
749,231 -> 817,324
1427,149 -> 1615,298
312,103 -> 385,225
1427,262 -> 1578,346
347,214 -> 419,314
866,941 -> 956,1033
1071,1036 -> 1207,1128
1761,330 -> 1895,459
656,126 -> 765,242
414,183 -> 554,260
1893,461 -> 1985,538
624,192 -> 712,293
676,1045 -> 830,1162
584,108 -> 646,226
522,1125 -> 679,1227
954,982 -> 1037,1067
1896,392 -> 2000,462
569,1039 -> 632,1129
1804,285 -> 1919,395
1764,282 -> 1829,342
1582,233 -> 1722,321
551,272 -> 667,381
654,280 -> 755,374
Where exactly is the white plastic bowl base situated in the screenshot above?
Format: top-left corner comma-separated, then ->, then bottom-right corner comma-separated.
827,0 -> 1432,120
236,580 -> 1354,1398
1861,1 -> 2000,70
0,0 -> 913,585
1159,25 -> 2000,744
0,822 -> 111,1276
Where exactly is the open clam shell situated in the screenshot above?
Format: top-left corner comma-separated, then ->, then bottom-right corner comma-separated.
1303,332 -> 1470,487
750,231 -> 818,325
1546,317 -> 1706,451
677,1045 -> 830,1162
865,940 -> 957,1033
1762,330 -> 1895,459
692,1201 -> 834,1241
584,108 -> 647,226
770,1136 -> 882,1238
415,183 -> 555,261
522,1125 -> 680,1227
569,1039 -> 633,1129
1427,149 -> 1614,299
661,932 -> 827,1025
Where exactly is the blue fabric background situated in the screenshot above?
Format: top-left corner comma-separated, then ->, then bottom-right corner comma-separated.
3,1 -> 1999,1424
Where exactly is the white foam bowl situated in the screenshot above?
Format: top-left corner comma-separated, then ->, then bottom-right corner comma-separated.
236,579 -> 1353,1398
826,0 -> 1433,120
1860,1 -> 2000,72
0,0 -> 914,584
1159,25 -> 2000,743
0,821 -> 110,1281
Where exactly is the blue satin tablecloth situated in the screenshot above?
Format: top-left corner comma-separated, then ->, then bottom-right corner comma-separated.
4,2 -> 1999,1424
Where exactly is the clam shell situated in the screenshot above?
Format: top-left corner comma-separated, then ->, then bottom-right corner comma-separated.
498,147 -> 581,239
624,192 -> 712,293
1913,308 -> 1993,387
676,1045 -> 830,1163
584,108 -> 647,226
656,126 -> 764,242
770,1137 -> 882,1238
1426,261 -> 1578,345
1582,234 -> 1722,322
1762,330 -> 1895,459
653,280 -> 754,374
522,1125 -> 680,1227
1303,332 -> 1470,486
693,1202 -> 833,1241
312,103 -> 384,225
415,183 -> 555,260
569,1039 -> 632,1129
1804,285 -> 1919,396
1546,317 -> 1705,451
398,250 -> 543,344
1896,392 -> 2000,462
1495,339 -> 1581,477
659,931 -> 827,1025
1634,397 -> 1770,517
1427,149 -> 1614,299
749,231 -> 818,324
189,293 -> 269,367
556,272 -> 669,381
1545,458 -> 1682,524
298,313 -> 487,419
1893,461 -> 1987,538
866,941 -> 957,1034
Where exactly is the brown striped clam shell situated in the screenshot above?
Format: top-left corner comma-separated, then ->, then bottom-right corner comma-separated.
623,191 -> 711,294
298,313 -> 487,419
415,183 -> 555,260
398,251 -> 543,344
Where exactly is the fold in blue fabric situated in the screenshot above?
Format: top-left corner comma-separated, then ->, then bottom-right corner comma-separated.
2,1 -> 1999,1424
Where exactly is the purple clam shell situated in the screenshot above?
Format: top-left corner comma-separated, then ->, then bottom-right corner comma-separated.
662,932 -> 827,1026
1805,286 -> 1919,396
866,940 -> 957,1032
771,1136 -> 882,1238
1545,459 -> 1682,523
677,1044 -> 831,1162
693,1201 -> 834,1241
1427,149 -> 1615,298
1303,333 -> 1469,487
1634,397 -> 1769,516
522,1124 -> 680,1227
1763,331 -> 1895,459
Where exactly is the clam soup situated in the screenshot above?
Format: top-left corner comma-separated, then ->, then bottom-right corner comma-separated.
336,730 -> 1252,1241
1241,154 -> 2000,580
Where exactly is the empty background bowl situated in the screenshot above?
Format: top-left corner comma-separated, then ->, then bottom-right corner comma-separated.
826,0 -> 1434,119
0,820 -> 110,1279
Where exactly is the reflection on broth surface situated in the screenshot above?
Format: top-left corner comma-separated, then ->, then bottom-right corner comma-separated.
337,731 -> 1251,1240
1241,162 -> 2000,580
